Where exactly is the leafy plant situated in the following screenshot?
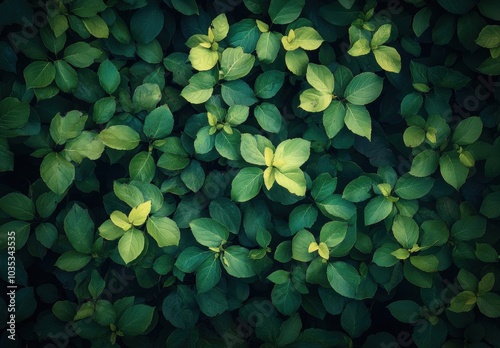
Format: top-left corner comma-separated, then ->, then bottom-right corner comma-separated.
1,0 -> 499,347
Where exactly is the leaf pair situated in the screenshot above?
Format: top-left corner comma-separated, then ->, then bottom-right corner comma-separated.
232,135 -> 310,201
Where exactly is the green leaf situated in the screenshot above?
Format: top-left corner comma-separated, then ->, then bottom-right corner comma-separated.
268,0 -> 305,24
274,168 -> 307,196
130,2 -> 164,44
256,31 -> 281,64
401,92 -> 423,117
225,105 -> 249,127
410,255 -> 439,272
344,103 -> 371,140
220,47 -> 255,81
156,137 -> 189,171
348,38 -> 370,56
254,103 -> 283,133
311,173 -> 337,202
71,0 -> 106,17
283,27 -> 323,51
478,56 -> 500,75
146,216 -> 180,248
181,160 -> 205,192
0,97 -> 30,130
412,319 -> 447,348
453,116 -> 483,145
118,228 -> 145,264
268,270 -> 290,284
54,60 -> 78,93
299,89 -> 332,113
143,105 -> 174,139
394,174 -> 434,200
306,64 -> 334,94
163,52 -> 192,86
40,152 -> 75,195
410,150 -> 439,177
189,218 -> 229,248
221,80 -> 257,106
64,204 -> 94,254
55,251 -> 92,272
320,221 -> 348,248
92,97 -> 116,124
63,42 -> 101,68
97,59 -> 120,94
432,13 -> 455,45
372,243 -> 400,267
439,152 -> 469,190
222,245 -> 256,278
477,292 -> 500,318
254,70 -> 285,99
118,304 -> 155,336
403,126 -> 425,148
292,229 -> 316,262
373,45 -> 401,73
94,300 -> 116,326
231,167 -> 263,202
99,125 -> 140,150
88,270 -> 105,299
420,220 -> 449,247
175,247 -> 211,273
209,198 -> 241,234
478,0 -> 500,20
476,25 -> 500,48
273,138 -> 310,170
129,152 -> 155,182
64,131 -> 105,163
181,73 -> 214,105
392,215 -> 419,249
342,176 -> 372,203
52,300 -> 77,322
327,261 -> 360,299
451,216 -> 486,241
271,279 -> 301,315
24,61 -> 55,89
189,46 -> 219,72
289,204 -> 318,234
240,133 -> 267,165
413,7 -> 432,37
171,0 -> 198,15
277,313 -> 302,346
215,129 -> 241,160
316,194 -> 357,221
285,49 -> 309,76
323,100 -> 346,139
50,110 -> 87,145
196,257 -> 221,293
364,196 -> 393,226
480,191 -> 500,218
111,211 -> 132,231
133,83 -> 162,112
448,291 -> 477,313
478,273 -> 495,294
212,13 -> 230,41
372,24 -> 392,47
341,301 -> 371,338
82,15 -> 109,39
387,300 -> 421,323
345,72 -> 383,106
35,223 -> 58,248
99,219 -> 125,240
137,40 -> 163,64
0,193 -> 35,221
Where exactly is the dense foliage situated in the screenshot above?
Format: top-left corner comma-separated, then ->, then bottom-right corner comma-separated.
1,0 -> 500,347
